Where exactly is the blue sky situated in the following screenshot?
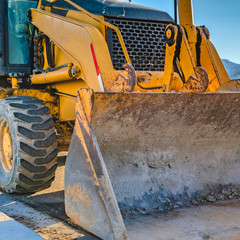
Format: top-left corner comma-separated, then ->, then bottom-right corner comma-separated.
132,0 -> 240,64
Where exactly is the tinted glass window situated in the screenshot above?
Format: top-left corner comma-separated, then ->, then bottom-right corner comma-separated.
8,0 -> 37,64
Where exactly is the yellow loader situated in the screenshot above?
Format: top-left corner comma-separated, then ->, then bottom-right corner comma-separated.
0,0 -> 240,239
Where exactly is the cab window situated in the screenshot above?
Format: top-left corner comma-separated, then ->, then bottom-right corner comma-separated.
8,0 -> 38,65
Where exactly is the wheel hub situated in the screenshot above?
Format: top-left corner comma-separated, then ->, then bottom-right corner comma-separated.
3,132 -> 13,161
0,120 -> 13,173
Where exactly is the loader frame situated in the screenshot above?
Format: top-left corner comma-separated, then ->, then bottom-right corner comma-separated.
0,1 -> 240,239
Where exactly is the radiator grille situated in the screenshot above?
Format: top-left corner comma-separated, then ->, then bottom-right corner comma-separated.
107,18 -> 169,71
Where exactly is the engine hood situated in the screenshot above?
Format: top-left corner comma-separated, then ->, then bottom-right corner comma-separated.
42,0 -> 173,22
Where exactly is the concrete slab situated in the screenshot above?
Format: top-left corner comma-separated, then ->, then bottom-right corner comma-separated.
0,212 -> 44,240
124,200 -> 240,240
0,190 -> 90,240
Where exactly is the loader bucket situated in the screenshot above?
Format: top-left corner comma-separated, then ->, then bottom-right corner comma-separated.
65,89 -> 240,240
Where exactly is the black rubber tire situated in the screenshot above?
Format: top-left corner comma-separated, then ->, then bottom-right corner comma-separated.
0,96 -> 58,193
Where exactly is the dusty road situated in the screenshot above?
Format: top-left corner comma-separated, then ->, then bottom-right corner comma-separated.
1,155 -> 240,240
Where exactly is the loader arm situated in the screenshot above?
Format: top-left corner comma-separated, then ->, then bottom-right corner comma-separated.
30,8 -> 114,91
163,0 -> 240,92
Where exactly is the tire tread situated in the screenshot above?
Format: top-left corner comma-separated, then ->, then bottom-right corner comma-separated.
0,96 -> 58,193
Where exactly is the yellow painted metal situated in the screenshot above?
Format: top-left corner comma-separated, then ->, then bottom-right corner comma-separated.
196,27 -> 230,91
51,79 -> 87,97
64,0 -> 131,65
178,0 -> 194,26
31,64 -> 81,84
66,11 -> 106,37
162,0 -> 234,93
37,0 -> 42,9
39,0 -> 130,65
58,95 -> 76,121
11,78 -> 19,89
40,3 -> 106,37
182,25 -> 198,62
177,0 -> 198,62
162,26 -> 179,92
0,120 -> 13,174
54,45 -> 75,71
3,130 -> 12,163
31,2 -> 182,119
50,79 -> 87,121
166,28 -> 172,39
30,8 -> 116,91
135,71 -> 182,93
175,0 -> 233,92
163,24 -> 197,92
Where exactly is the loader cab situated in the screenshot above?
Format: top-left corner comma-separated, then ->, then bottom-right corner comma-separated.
0,0 -> 38,77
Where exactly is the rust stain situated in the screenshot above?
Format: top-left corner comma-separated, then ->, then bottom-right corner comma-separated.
180,67 -> 209,93
79,89 -> 94,123
110,64 -> 136,92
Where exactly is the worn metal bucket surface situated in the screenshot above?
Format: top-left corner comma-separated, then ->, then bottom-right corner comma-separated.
65,90 -> 240,240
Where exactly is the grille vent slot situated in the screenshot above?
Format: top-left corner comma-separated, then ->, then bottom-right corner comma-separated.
107,18 -> 169,71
